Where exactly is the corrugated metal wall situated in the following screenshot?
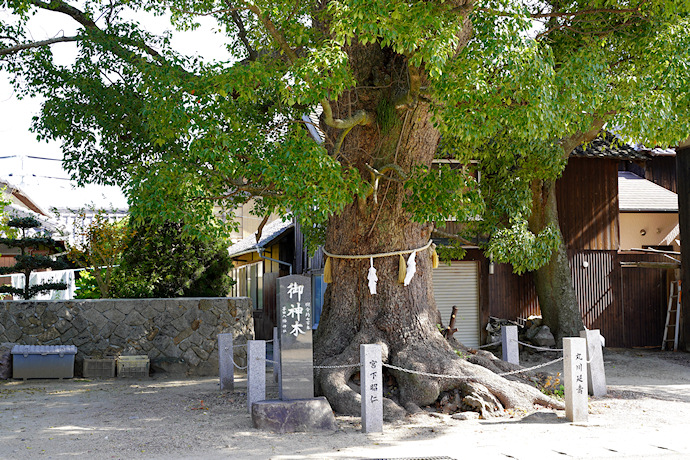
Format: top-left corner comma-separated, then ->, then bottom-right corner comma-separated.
556,158 -> 620,250
432,262 -> 480,348
569,251 -> 624,346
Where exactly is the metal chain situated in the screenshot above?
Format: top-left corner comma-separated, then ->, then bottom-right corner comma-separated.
383,363 -> 473,380
232,359 -> 247,370
516,340 -> 563,352
383,356 -> 564,380
313,363 -> 361,369
496,357 -> 564,376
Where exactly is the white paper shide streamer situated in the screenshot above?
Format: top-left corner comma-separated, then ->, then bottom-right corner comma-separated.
367,257 -> 378,295
403,251 -> 417,286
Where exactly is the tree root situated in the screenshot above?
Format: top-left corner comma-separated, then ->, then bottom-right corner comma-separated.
315,335 -> 564,421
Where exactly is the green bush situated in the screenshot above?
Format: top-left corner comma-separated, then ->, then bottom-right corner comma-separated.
111,220 -> 234,298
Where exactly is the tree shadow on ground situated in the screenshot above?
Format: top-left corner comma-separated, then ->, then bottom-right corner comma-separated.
480,410 -> 569,426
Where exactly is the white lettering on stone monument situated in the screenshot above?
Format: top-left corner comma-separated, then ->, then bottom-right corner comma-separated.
287,282 -> 304,301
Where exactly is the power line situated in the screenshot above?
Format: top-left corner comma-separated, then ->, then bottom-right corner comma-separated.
26,155 -> 62,161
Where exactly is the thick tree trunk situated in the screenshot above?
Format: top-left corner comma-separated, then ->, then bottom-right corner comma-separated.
313,44 -> 561,419
528,178 -> 585,342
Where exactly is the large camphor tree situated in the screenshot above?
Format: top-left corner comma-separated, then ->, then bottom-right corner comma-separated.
3,0 -> 690,416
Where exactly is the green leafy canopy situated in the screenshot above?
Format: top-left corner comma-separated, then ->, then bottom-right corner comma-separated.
3,0 -> 690,269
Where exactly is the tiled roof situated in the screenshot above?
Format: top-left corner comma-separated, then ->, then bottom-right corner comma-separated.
227,217 -> 293,258
572,132 -> 649,161
618,171 -> 678,212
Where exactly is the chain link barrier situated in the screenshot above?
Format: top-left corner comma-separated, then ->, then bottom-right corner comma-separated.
476,340 -> 502,349
313,363 -> 361,369
516,340 -> 563,353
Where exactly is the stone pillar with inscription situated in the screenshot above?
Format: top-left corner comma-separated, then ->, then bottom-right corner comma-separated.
563,337 -> 588,423
360,344 -> 383,433
278,274 -> 313,400
501,325 -> 519,365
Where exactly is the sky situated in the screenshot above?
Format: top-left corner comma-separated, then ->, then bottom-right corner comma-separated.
0,6 -> 231,213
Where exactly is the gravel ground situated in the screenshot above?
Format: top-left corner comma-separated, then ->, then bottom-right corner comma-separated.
1,348 -> 689,460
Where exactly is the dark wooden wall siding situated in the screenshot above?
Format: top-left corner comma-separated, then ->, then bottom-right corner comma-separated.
617,252 -> 669,347
480,248 -> 670,347
645,156 -> 677,193
486,263 -> 540,320
556,157 -> 620,250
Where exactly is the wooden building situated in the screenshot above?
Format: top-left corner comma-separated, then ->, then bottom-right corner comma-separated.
434,135 -> 678,348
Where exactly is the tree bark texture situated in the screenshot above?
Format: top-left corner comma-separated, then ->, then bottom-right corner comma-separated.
314,44 -> 561,418
528,178 -> 585,342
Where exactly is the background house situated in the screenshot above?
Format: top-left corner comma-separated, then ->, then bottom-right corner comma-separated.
445,135 -> 679,348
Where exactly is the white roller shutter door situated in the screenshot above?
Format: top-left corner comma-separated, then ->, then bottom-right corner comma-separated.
432,262 -> 479,348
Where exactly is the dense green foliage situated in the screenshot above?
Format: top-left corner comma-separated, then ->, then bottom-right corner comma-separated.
0,217 -> 69,299
110,220 -> 234,298
66,209 -> 132,297
2,0 -> 690,271
74,269 -> 102,299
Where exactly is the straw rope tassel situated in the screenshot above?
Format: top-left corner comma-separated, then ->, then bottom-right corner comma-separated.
398,254 -> 407,284
323,256 -> 333,284
431,246 -> 439,269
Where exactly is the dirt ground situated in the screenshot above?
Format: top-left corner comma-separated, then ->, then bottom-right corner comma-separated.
1,348 -> 689,460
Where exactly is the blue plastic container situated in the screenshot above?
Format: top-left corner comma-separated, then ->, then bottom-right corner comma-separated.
11,345 -> 77,380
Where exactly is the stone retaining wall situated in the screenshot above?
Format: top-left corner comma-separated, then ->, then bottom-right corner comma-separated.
0,298 -> 254,376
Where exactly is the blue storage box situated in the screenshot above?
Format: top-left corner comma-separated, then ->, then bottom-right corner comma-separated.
11,345 -> 77,380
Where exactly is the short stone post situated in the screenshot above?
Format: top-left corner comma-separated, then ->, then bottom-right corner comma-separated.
360,344 -> 383,433
501,325 -> 519,365
218,333 -> 234,391
563,337 -> 588,423
580,329 -> 607,397
247,340 -> 266,413
273,327 -> 281,385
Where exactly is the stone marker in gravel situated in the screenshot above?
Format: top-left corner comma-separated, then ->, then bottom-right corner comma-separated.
564,337 -> 588,423
580,329 -> 607,397
218,333 -> 233,391
501,325 -> 519,365
247,340 -> 266,413
360,344 -> 383,433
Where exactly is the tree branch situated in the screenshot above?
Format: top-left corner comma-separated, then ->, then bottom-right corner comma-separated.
559,118 -> 607,157
0,36 -> 79,56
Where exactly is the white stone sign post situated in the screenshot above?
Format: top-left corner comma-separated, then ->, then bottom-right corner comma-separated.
218,333 -> 234,391
360,344 -> 383,433
580,329 -> 607,397
563,337 -> 588,423
501,325 -> 519,365
247,340 -> 266,413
